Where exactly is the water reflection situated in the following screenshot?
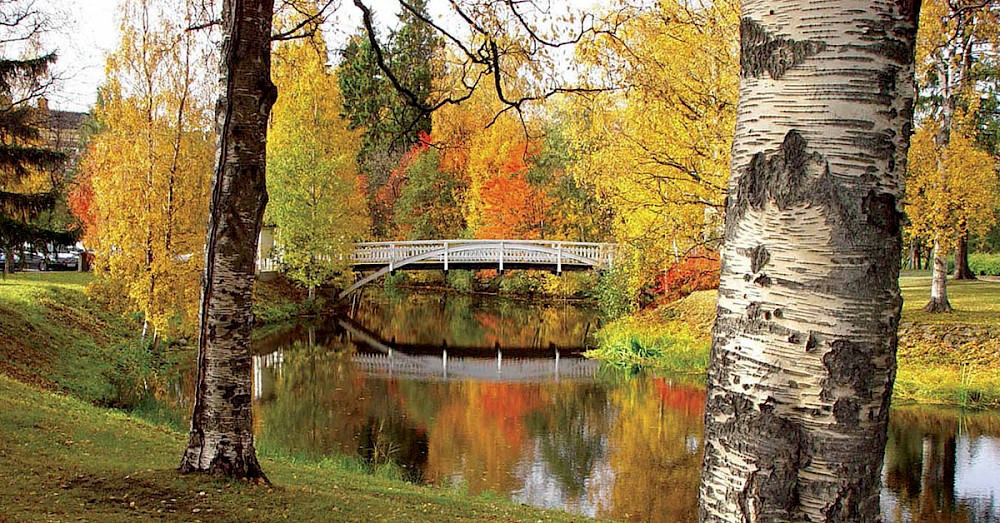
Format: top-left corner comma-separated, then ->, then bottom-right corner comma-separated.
882,408 -> 1000,522
173,290 -> 1000,522
252,334 -> 703,521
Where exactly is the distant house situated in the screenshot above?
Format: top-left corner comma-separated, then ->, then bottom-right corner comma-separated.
37,98 -> 88,162
257,224 -> 278,276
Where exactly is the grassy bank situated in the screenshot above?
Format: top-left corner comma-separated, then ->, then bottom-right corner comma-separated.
588,275 -> 1000,409
0,273 -> 589,522
252,274 -> 316,324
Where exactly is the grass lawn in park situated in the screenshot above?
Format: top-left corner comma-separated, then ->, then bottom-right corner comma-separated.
0,272 -> 589,522
590,273 -> 1000,409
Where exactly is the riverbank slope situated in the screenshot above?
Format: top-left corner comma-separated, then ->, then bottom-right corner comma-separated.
0,273 -> 589,523
588,275 -> 1000,409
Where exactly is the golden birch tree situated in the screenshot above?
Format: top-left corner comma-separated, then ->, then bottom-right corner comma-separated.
267,34 -> 368,298
568,0 -> 738,271
907,120 -> 999,299
81,0 -> 214,340
912,0 -> 1000,310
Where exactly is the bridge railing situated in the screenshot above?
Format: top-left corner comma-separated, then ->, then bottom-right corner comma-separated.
349,239 -> 618,269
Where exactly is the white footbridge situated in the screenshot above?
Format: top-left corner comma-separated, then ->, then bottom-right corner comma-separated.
338,239 -> 617,299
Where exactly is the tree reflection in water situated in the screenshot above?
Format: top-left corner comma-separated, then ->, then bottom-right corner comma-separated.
159,291 -> 1000,523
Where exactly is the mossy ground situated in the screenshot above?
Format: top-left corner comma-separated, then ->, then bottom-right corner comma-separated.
590,274 -> 1000,408
0,273 -> 591,522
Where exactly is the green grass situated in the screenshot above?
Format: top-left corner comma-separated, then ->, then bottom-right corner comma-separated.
894,274 -> 1000,408
586,291 -> 713,373
0,272 -> 592,522
0,375 -> 587,523
898,273 -> 1000,325
0,272 -> 152,405
590,276 -> 1000,408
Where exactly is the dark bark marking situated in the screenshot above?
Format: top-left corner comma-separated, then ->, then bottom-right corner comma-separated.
896,0 -> 922,24
749,245 -> 770,273
806,332 -> 819,352
740,18 -> 826,80
855,5 -> 921,66
852,127 -> 896,166
703,392 -> 802,521
821,340 -> 876,404
833,398 -> 861,426
753,273 -> 772,287
862,190 -> 900,236
732,131 -> 837,231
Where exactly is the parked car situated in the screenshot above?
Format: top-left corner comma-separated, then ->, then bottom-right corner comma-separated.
0,252 -> 21,271
28,250 -> 80,271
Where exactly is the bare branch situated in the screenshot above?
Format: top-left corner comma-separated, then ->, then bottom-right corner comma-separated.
271,0 -> 338,41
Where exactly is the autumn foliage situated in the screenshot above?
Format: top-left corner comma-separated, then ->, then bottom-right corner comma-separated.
79,0 -> 214,337
653,251 -> 720,304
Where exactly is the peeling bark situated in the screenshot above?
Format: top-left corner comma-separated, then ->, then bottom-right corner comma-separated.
178,0 -> 275,482
700,2 -> 919,522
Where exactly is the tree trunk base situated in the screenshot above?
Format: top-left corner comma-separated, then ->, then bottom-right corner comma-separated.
953,270 -> 977,281
923,298 -> 953,313
178,432 -> 270,485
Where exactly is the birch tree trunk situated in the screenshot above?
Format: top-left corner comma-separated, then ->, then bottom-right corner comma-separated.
925,240 -> 952,312
699,1 -> 919,521
179,0 -> 275,481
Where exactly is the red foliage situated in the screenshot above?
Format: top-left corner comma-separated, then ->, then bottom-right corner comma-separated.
477,382 -> 546,445
653,378 -> 706,416
475,173 -> 552,239
372,136 -> 432,235
654,251 -> 720,303
68,166 -> 97,241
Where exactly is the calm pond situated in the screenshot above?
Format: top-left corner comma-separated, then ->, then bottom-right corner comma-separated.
173,290 -> 1000,522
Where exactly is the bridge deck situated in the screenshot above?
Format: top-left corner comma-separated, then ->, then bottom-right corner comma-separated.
339,239 -> 617,299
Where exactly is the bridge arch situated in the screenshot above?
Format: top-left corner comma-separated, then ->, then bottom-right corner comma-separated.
338,239 -> 617,299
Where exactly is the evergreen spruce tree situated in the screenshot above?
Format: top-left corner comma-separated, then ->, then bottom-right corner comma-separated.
0,4 -> 67,275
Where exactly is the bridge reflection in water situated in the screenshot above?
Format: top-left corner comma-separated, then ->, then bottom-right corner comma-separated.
253,317 -> 599,399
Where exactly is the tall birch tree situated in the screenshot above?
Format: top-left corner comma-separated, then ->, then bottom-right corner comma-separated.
82,0 -> 214,339
178,0 -> 275,481
911,0 -> 999,307
699,1 -> 919,521
267,35 -> 368,299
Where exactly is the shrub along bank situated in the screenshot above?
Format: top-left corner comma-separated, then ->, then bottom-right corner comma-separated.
0,273 -> 591,523
589,275 -> 1000,409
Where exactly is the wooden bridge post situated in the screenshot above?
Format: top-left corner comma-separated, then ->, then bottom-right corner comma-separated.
443,241 -> 449,272
556,242 -> 562,274
389,243 -> 395,273
499,241 -> 504,273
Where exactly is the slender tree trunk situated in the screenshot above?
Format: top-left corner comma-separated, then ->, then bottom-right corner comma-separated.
179,0 -> 276,481
954,233 -> 975,280
699,2 -> 919,522
907,238 -> 922,270
925,240 -> 952,312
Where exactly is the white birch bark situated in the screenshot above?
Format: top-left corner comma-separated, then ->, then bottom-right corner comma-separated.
926,240 -> 952,312
699,1 -> 920,521
179,0 -> 275,481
